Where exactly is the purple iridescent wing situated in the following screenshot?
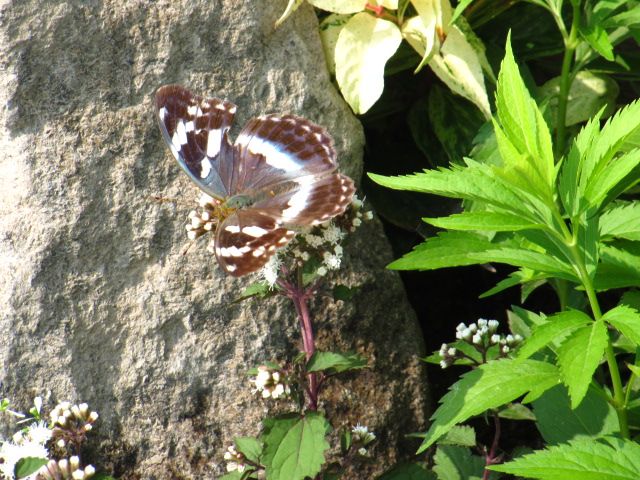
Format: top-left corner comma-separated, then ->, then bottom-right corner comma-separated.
155,84 -> 237,199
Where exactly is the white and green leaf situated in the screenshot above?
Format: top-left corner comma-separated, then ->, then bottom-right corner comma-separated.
309,0 -> 367,13
335,12 -> 402,114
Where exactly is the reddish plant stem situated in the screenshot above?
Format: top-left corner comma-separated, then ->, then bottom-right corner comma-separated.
278,273 -> 319,411
483,412 -> 502,480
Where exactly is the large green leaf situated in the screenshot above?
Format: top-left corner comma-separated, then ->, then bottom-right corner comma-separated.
368,162 -> 538,220
388,231 -> 577,281
557,321 -> 608,408
603,304 -> 640,346
417,359 -> 559,453
306,351 -> 367,374
425,211 -> 544,232
14,458 -> 48,479
335,12 -> 402,113
235,437 -> 263,464
584,149 -> 640,210
490,436 -> 640,479
261,413 -> 331,480
600,202 -> 640,241
494,35 -> 555,201
433,445 -> 487,480
516,310 -> 593,360
532,384 -> 618,445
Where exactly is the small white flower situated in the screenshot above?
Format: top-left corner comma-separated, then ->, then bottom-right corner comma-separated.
317,266 -> 327,276
456,322 -> 467,332
260,255 -> 281,287
488,319 -> 499,331
364,211 -> 373,220
352,218 -> 362,227
26,421 -> 52,445
438,344 -> 448,357
472,333 -> 482,345
352,196 -> 363,209
490,334 -> 501,345
322,252 -> 341,270
447,347 -> 456,356
304,234 -> 324,248
352,423 -> 376,444
439,360 -> 449,369
322,224 -> 344,244
477,319 -> 488,328
357,447 -> 368,456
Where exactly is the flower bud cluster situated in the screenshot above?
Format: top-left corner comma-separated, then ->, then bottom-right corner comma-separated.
351,423 -> 376,457
36,456 -> 95,480
249,366 -> 291,399
223,445 -> 246,473
439,319 -> 523,368
184,194 -> 221,241
50,402 -> 98,450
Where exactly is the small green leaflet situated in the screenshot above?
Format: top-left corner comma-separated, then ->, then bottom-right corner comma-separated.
602,304 -> 640,346
557,320 -> 608,408
516,310 -> 592,360
424,211 -> 543,232
306,351 -> 367,374
490,436 -> 640,479
235,437 -> 263,464
15,457 -> 48,478
594,242 -> 640,290
417,359 -> 559,452
433,445 -> 488,480
261,413 -> 330,480
437,425 -> 476,447
234,281 -> 276,303
600,202 -> 640,241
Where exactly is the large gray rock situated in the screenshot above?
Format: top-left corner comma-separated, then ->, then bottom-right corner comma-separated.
0,0 -> 429,478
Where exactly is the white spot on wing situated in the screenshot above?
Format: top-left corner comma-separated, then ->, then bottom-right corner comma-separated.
219,245 -> 251,257
227,264 -> 237,272
281,176 -> 315,220
252,246 -> 266,257
242,226 -> 268,237
185,120 -> 195,132
200,158 -> 212,178
176,121 -> 188,145
207,128 -> 222,158
158,107 -> 167,121
188,105 -> 198,115
225,225 -> 241,233
242,135 -> 300,172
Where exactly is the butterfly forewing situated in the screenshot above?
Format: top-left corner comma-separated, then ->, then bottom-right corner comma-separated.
155,84 -> 237,199
231,114 -> 337,193
155,85 -> 355,276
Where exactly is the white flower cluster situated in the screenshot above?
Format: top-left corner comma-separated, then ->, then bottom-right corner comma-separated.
259,194 -> 373,286
37,456 -> 95,480
439,319 -> 524,368
249,366 -> 291,400
351,423 -> 376,457
223,445 -> 246,473
0,424 -> 50,480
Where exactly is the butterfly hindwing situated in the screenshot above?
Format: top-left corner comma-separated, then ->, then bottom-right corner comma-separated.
215,210 -> 295,276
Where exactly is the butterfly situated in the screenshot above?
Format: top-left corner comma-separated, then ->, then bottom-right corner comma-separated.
155,84 -> 355,276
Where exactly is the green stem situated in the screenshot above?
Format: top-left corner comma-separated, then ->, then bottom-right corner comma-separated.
554,2 -> 581,158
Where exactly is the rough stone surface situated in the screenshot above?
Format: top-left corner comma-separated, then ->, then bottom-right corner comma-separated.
0,0 -> 429,478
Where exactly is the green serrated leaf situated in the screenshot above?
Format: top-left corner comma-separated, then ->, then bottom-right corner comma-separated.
235,437 -> 263,464
517,310 -> 593,360
584,149 -> 640,210
603,304 -> 640,346
378,463 -> 436,480
579,21 -> 615,61
532,384 -> 618,445
600,202 -> 640,241
261,413 -> 331,480
388,231 -> 577,282
437,425 -> 476,447
594,242 -> 640,291
306,351 -> 367,374
494,34 -> 555,201
335,12 -> 402,113
424,211 -> 543,232
490,436 -> 640,479
433,445 -> 488,480
417,359 -> 559,452
557,320 -> 608,408
14,457 -> 48,478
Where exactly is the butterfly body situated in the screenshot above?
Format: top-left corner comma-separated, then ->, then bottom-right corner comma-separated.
155,85 -> 355,276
